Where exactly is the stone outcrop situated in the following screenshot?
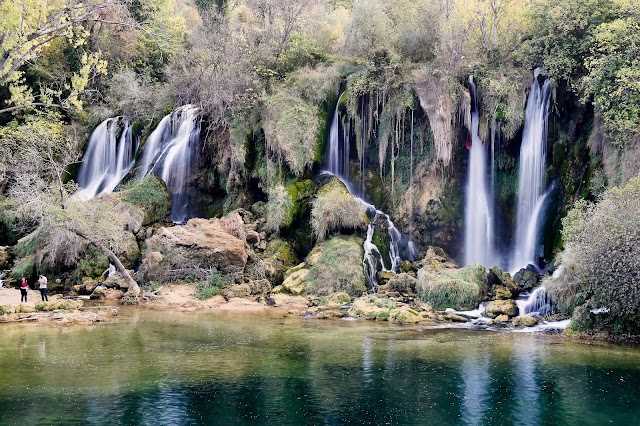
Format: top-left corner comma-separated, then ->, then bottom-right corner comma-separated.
485,300 -> 518,318
139,213 -> 251,282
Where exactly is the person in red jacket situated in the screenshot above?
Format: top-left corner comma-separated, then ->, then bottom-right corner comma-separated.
20,277 -> 29,303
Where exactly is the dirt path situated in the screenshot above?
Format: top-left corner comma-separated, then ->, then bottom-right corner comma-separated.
0,287 -> 45,307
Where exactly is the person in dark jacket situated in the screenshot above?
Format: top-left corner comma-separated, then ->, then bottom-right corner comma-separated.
38,275 -> 48,301
20,277 -> 29,303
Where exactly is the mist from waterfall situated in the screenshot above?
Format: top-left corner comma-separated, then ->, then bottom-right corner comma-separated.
464,77 -> 496,268
77,118 -> 137,199
511,69 -> 551,272
138,105 -> 201,223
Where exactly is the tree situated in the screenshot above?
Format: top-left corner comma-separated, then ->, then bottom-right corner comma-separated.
0,113 -> 142,297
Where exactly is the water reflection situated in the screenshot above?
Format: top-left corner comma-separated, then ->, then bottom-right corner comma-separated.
460,349 -> 490,425
0,313 -> 639,425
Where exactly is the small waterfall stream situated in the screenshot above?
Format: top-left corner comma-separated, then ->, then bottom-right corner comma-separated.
324,96 -> 410,289
464,77 -> 496,267
78,118 -> 137,198
138,105 -> 201,223
511,69 -> 552,272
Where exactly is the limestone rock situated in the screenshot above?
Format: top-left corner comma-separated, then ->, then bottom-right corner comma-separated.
140,216 -> 249,282
444,312 -> 469,323
514,267 -> 539,291
494,286 -> 513,300
389,306 -> 423,323
261,239 -> 299,284
387,273 -> 417,294
281,268 -> 309,295
348,295 -> 395,320
320,292 -> 352,309
485,300 -> 518,318
513,315 -> 538,327
488,266 -> 519,293
494,314 -> 510,323
377,271 -> 395,285
221,284 -> 251,299
248,279 -> 271,295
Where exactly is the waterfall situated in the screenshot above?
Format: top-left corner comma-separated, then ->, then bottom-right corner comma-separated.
511,69 -> 552,272
78,118 -> 137,199
464,77 -> 496,267
516,286 -> 553,316
323,94 -> 409,290
327,93 -> 350,179
138,105 -> 201,223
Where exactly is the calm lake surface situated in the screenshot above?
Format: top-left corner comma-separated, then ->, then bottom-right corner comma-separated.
0,309 -> 639,425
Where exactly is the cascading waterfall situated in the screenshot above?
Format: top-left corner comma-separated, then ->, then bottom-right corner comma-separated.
327,93 -> 350,180
138,105 -> 201,223
511,69 -> 551,272
516,286 -> 553,316
78,118 -> 137,198
464,77 -> 496,267
324,95 -> 407,290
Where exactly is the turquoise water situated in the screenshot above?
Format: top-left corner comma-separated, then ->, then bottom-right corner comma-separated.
0,310 -> 639,425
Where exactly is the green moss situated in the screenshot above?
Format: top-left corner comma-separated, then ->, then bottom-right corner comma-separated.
417,264 -> 487,310
265,239 -> 299,269
11,255 -> 35,281
119,176 -> 171,225
304,235 -> 366,297
372,228 -> 390,268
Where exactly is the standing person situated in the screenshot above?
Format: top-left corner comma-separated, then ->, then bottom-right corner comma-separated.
20,277 -> 28,303
38,275 -> 48,302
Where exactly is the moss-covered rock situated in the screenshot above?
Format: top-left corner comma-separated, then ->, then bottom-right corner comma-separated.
304,235 -> 366,297
513,315 -> 538,327
416,253 -> 487,310
485,300 -> 518,318
348,295 -> 395,320
387,273 -> 417,294
118,176 -> 171,226
514,267 -> 540,291
311,178 -> 367,241
280,268 -> 309,295
262,238 -> 299,284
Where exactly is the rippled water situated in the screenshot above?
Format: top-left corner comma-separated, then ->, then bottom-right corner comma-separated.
1,310 -> 639,425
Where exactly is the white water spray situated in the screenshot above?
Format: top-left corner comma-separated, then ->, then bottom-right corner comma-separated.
511,69 -> 551,272
138,105 -> 201,223
464,77 -> 496,267
78,118 -> 137,198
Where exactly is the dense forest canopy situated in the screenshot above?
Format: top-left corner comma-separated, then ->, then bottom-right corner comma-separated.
0,0 -> 639,333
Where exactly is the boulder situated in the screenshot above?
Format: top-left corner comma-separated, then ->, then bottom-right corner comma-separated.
90,288 -> 124,300
221,284 -> 251,299
139,216 -> 250,282
513,315 -> 539,327
302,235 -> 366,297
387,273 -> 418,294
377,271 -> 395,285
494,286 -> 513,300
248,279 -> 272,295
103,272 -> 131,290
348,296 -> 395,320
320,292 -> 352,309
389,306 -> 423,324
280,268 -> 309,295
444,312 -> 469,323
485,300 -> 518,318
417,260 -> 487,310
488,266 -> 519,293
261,239 -> 299,284
494,314 -> 510,323
514,266 -> 539,291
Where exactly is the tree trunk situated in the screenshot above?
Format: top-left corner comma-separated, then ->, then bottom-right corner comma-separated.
70,228 -> 141,297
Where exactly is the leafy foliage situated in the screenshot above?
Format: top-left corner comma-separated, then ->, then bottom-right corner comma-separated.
548,176 -> 640,334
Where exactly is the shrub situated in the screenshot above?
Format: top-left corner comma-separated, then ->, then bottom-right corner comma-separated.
548,176 -> 640,334
311,178 -> 366,241
263,89 -> 320,176
265,184 -> 294,233
194,271 -> 227,300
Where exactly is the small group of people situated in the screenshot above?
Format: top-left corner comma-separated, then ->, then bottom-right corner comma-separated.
19,275 -> 48,303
